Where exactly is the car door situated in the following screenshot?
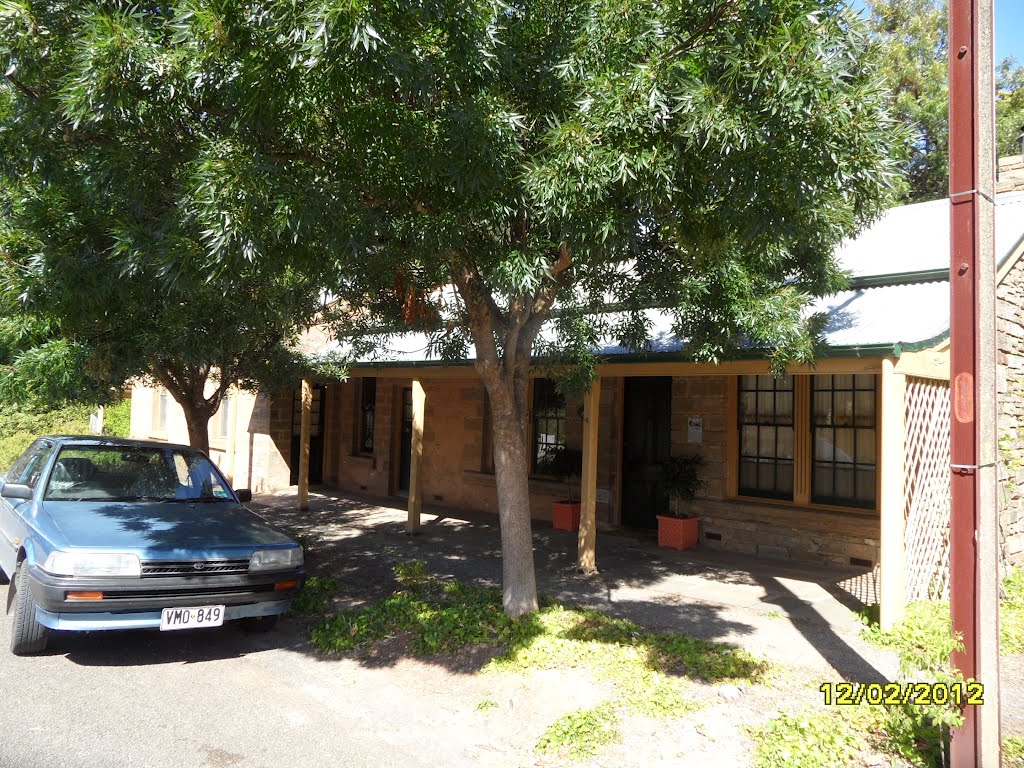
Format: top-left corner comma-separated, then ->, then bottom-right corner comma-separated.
0,439 -> 53,577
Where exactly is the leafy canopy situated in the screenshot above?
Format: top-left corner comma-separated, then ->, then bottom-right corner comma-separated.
0,0 -> 345,425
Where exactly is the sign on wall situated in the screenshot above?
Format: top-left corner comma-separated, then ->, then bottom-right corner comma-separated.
687,416 -> 703,444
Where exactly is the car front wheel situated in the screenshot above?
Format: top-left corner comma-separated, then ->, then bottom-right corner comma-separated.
10,563 -> 48,655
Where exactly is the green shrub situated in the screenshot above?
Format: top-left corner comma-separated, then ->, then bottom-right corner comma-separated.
290,576 -> 343,616
536,702 -> 619,760
859,601 -> 964,766
1002,568 -> 1024,655
0,399 -> 132,471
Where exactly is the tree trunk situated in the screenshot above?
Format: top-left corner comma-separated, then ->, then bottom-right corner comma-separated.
481,370 -> 539,618
182,403 -> 212,454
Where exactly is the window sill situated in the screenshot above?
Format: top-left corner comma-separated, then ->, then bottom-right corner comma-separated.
728,493 -> 879,517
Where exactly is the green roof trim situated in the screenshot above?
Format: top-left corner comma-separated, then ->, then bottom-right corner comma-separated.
847,268 -> 949,289
351,342 -> 902,370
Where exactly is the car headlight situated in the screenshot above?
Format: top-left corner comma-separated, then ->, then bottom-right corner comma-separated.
42,551 -> 141,578
249,547 -> 303,572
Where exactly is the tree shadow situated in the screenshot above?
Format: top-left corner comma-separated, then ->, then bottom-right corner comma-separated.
253,490 -> 895,684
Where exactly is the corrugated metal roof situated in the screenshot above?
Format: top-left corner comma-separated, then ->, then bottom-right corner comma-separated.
321,191 -> 1024,366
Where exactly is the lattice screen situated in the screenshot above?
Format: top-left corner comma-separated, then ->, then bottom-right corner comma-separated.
903,377 -> 952,601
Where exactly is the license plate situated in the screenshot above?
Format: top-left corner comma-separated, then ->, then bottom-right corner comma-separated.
159,605 -> 225,631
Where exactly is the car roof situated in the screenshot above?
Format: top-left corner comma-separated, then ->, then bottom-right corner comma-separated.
42,435 -> 200,453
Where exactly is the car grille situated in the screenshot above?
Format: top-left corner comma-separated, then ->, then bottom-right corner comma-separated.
96,584 -> 277,600
141,559 -> 251,577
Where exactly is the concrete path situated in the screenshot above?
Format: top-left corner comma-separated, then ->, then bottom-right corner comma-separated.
255,489 -> 901,683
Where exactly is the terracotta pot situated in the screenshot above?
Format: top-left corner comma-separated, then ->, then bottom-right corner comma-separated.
656,515 -> 699,550
552,500 -> 582,531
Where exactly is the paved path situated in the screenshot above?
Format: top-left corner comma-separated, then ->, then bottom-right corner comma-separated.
258,489 -> 901,683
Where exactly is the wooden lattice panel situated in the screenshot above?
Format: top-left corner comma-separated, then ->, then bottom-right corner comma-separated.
903,377 -> 952,601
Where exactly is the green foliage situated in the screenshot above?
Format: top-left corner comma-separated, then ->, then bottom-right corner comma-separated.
1005,736 -> 1024,767
866,0 -> 1024,202
313,559 -> 761,757
859,600 -> 964,765
0,402 -> 92,470
101,399 -> 131,438
536,702 -> 620,760
750,707 -> 875,768
1002,568 -> 1024,655
660,454 -> 706,512
0,2 -> 348,439
998,59 -> 1024,159
290,576 -> 343,616
475,697 -> 498,712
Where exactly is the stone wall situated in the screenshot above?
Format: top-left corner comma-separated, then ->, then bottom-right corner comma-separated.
998,255 -> 1024,567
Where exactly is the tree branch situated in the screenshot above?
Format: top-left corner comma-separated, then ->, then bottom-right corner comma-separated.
4,74 -> 39,101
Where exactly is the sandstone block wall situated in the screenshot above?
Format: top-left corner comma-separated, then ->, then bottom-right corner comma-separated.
998,256 -> 1024,567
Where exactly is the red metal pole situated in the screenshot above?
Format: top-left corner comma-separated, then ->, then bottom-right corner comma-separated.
948,0 -> 983,763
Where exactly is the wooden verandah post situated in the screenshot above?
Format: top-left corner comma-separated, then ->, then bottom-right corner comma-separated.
407,378 -> 425,535
298,378 -> 312,511
879,358 -> 906,630
578,378 -> 601,573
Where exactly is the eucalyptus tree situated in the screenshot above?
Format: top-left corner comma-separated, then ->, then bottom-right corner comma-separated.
2,0 -> 898,616
0,2 -> 343,452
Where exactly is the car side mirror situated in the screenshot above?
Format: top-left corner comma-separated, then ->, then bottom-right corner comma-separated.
235,489 -> 252,503
0,483 -> 34,500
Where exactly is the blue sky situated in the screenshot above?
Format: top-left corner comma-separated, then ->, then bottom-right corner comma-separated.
997,1 -> 1024,63
848,1 -> 1023,63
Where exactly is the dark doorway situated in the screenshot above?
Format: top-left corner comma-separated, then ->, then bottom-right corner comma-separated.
397,387 -> 413,494
621,377 -> 672,529
289,384 -> 326,486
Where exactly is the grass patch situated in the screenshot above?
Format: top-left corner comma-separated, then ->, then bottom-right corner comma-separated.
1002,568 -> 1024,655
750,707 -> 878,768
1005,736 -> 1024,767
536,702 -> 619,760
313,560 -> 765,759
290,576 -> 342,616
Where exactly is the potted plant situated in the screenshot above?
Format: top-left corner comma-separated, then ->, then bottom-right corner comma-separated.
657,454 -> 705,550
537,446 -> 584,531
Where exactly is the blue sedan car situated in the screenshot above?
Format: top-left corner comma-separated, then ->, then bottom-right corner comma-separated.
0,436 -> 304,655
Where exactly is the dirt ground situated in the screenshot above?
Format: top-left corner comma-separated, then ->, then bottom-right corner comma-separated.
254,491 -> 1020,768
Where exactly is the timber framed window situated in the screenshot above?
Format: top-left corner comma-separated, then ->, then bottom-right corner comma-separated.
737,374 -> 795,500
357,378 -> 376,454
811,374 -> 877,509
532,378 -> 566,473
215,393 -> 232,440
154,389 -> 170,433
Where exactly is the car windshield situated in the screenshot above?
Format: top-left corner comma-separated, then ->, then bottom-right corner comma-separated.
43,445 -> 235,503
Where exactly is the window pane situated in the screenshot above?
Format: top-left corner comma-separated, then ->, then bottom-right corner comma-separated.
776,392 -> 793,424
855,391 -> 876,426
777,428 -> 794,460
741,426 -> 758,455
736,375 -> 794,500
855,374 -> 876,390
741,393 -> 757,419
856,470 -> 877,505
856,430 -> 877,464
777,463 -> 794,494
811,374 -> 877,508
533,379 -> 566,472
813,392 -> 832,424
833,429 -> 855,463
